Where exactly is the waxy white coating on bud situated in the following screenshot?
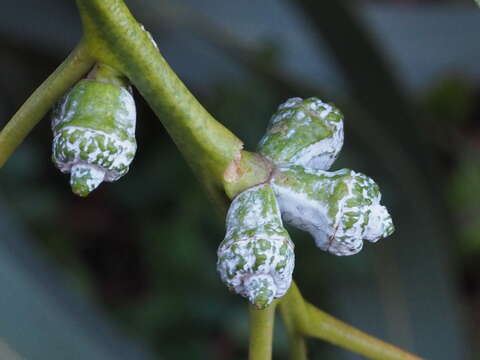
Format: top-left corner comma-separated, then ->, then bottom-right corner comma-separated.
258,97 -> 344,170
272,165 -> 394,256
69,163 -> 105,196
217,184 -> 295,308
52,78 -> 136,197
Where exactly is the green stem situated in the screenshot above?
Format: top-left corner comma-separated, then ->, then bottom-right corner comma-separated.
76,0 -> 243,205
281,283 -> 424,360
249,302 -> 277,360
0,39 -> 94,168
223,151 -> 273,199
279,293 -> 308,360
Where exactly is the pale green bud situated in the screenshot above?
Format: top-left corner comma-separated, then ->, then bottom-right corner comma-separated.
258,97 -> 343,170
217,184 -> 295,309
52,65 -> 136,197
272,165 -> 394,256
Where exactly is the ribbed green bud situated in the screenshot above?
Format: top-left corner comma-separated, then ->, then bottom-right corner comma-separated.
51,64 -> 136,197
272,165 -> 394,256
258,97 -> 343,170
217,184 -> 295,309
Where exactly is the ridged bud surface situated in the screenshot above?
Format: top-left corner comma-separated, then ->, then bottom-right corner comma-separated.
272,165 -> 394,256
217,184 -> 295,308
52,78 -> 136,196
258,97 -> 343,170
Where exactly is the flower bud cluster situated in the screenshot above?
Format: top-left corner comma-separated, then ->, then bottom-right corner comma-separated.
218,97 -> 394,306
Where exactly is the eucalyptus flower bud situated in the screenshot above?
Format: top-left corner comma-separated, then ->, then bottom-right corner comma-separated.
217,184 -> 295,309
51,64 -> 136,197
272,165 -> 394,256
258,97 -> 343,170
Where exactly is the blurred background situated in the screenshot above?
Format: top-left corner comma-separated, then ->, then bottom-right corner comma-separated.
0,0 -> 479,359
